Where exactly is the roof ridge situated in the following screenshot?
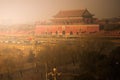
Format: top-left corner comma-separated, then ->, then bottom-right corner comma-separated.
60,8 -> 86,12
54,8 -> 90,18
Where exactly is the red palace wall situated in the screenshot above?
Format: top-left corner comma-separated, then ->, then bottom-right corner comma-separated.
0,25 -> 99,36
35,24 -> 99,36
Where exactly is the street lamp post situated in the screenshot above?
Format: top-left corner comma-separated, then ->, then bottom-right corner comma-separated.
45,63 -> 48,80
48,68 -> 61,80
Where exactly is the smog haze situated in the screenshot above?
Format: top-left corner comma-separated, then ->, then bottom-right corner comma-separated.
0,0 -> 119,25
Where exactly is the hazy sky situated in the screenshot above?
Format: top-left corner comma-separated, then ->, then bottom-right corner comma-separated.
0,0 -> 119,25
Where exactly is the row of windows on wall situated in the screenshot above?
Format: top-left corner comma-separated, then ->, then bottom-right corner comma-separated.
54,20 -> 83,24
61,31 -> 97,34
56,19 -> 93,24
38,31 -> 97,35
41,31 -> 94,35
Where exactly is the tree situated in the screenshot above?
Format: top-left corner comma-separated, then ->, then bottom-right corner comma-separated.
108,46 -> 120,80
27,50 -> 35,63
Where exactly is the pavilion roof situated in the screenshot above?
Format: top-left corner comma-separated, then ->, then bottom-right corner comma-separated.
53,9 -> 93,18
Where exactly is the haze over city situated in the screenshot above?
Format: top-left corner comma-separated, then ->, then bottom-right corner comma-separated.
0,0 -> 119,25
0,0 -> 120,80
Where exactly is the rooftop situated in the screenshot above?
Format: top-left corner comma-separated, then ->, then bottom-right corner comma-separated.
53,9 -> 93,18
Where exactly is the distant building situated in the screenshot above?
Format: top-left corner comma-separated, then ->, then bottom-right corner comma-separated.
35,9 -> 99,36
99,16 -> 120,24
51,9 -> 97,25
98,16 -> 120,30
98,17 -> 120,37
